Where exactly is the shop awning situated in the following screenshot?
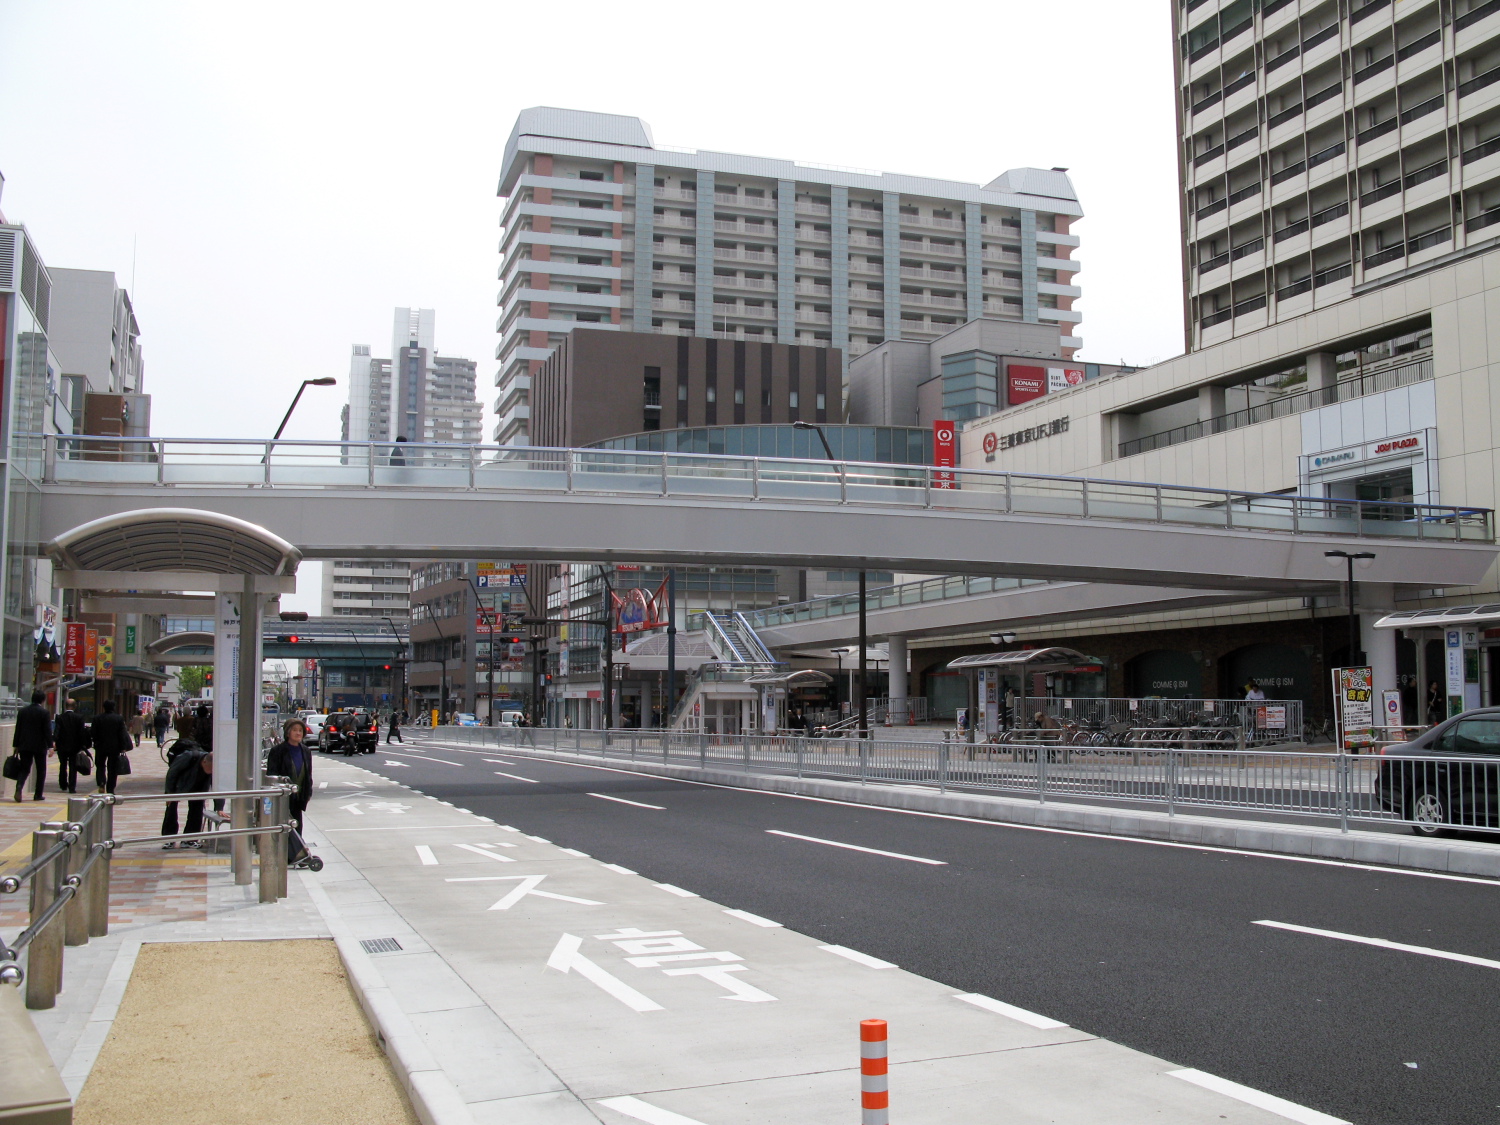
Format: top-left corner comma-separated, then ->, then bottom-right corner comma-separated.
1373,605 -> 1500,629
945,647 -> 1104,673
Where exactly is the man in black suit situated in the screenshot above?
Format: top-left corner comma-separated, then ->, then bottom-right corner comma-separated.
90,700 -> 132,795
54,698 -> 89,794
11,690 -> 53,802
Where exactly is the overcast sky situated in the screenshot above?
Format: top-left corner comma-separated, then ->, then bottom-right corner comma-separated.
0,0 -> 1186,611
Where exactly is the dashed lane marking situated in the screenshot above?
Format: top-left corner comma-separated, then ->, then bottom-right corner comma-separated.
1253,920 -> 1500,971
1168,1068 -> 1350,1125
596,1095 -> 707,1125
723,909 -> 782,928
654,883 -> 699,898
494,771 -> 539,783
766,829 -> 946,865
603,863 -> 637,875
955,992 -> 1068,1029
819,944 -> 896,969
415,845 -> 438,866
560,847 -> 590,857
588,792 -> 666,810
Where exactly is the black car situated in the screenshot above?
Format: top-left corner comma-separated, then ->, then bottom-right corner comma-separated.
318,711 -> 359,755
348,711 -> 380,754
1376,706 -> 1500,835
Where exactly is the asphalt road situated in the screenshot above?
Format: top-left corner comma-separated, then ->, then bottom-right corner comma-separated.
338,735 -> 1500,1125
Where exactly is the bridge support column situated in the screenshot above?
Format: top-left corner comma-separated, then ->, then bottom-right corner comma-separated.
887,635 -> 909,726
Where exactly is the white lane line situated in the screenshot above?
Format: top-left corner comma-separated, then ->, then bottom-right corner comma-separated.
548,935 -> 663,1014
1168,1068 -> 1350,1125
723,908 -> 782,928
454,843 -> 516,864
318,781 -> 328,789
603,863 -> 637,875
766,829 -> 946,865
492,754 -> 1500,888
954,992 -> 1068,1029
525,834 -> 551,844
588,791 -> 666,810
596,1096 -> 707,1124
819,944 -> 896,969
1253,920 -> 1500,970
323,824 -> 491,832
654,883 -> 699,898
498,825 -> 519,832
560,847 -> 591,858
484,758 -> 515,765
414,845 -> 438,866
380,751 -> 464,767
494,771 -> 539,783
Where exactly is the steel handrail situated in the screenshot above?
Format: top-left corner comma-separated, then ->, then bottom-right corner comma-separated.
28,432 -> 1494,536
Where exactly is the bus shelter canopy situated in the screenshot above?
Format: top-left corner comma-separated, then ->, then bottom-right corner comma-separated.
945,647 -> 1104,673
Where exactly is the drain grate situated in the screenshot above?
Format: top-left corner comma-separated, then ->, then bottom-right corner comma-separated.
359,937 -> 403,954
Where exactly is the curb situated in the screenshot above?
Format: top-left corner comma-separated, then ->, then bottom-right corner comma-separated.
491,745 -> 1500,879
299,874 -> 476,1125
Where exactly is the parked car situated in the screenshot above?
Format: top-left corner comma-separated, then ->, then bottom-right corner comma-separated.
301,713 -> 328,741
496,711 -> 525,727
1376,707 -> 1500,835
454,712 -> 481,727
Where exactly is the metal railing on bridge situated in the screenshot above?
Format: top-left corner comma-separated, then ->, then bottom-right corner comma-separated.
30,434 -> 1493,543
430,726 -> 1497,837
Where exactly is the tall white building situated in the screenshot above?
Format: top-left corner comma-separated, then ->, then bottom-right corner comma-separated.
330,308 -> 483,621
1176,0 -> 1500,350
493,107 -> 1084,445
47,267 -> 146,433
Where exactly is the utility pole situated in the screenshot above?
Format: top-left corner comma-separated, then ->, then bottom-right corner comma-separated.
666,568 -> 677,729
857,570 -> 868,739
602,569 -> 614,730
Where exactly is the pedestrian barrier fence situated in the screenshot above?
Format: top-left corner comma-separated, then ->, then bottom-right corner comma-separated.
861,1019 -> 889,1125
1015,697 -> 1304,743
32,433 -> 1493,542
432,726 -> 1496,837
0,782 -> 295,1010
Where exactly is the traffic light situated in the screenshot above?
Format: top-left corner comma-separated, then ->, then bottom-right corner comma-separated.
274,634 -> 301,644
205,670 -> 214,685
382,664 -> 392,671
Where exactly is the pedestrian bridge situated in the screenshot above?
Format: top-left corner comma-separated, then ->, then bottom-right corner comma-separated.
27,435 -> 1498,594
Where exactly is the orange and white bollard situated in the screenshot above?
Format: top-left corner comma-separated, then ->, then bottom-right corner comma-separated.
860,1018 -> 889,1124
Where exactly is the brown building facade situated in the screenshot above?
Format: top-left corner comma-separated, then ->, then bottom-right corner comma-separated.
531,329 -> 842,448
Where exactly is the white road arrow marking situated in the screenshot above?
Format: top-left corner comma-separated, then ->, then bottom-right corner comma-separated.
339,803 -> 365,816
596,1096 -> 707,1125
547,934 -> 663,1013
454,843 -> 516,863
384,760 -> 410,767
481,875 -> 605,910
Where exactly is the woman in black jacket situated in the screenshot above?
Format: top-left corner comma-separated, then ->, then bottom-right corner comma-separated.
264,718 -> 313,840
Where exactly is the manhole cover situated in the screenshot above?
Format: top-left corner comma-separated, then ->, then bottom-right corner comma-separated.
359,937 -> 403,954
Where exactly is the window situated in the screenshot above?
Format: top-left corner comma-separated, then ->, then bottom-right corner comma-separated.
579,170 -> 605,181
706,386 -> 717,403
789,391 -> 799,407
734,388 -> 745,404
678,384 -> 688,401
815,393 -> 826,410
1439,719 -> 1500,753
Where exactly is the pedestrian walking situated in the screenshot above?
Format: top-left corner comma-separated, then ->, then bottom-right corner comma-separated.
160,739 -> 213,849
386,711 -> 403,743
54,698 -> 89,795
1426,680 -> 1444,725
265,718 -> 313,840
10,691 -> 52,802
91,700 -> 132,794
128,712 -> 144,747
153,706 -> 171,747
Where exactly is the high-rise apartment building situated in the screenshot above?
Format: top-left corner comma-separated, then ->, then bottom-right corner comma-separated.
330,308 -> 484,622
494,107 -> 1084,445
1175,0 -> 1500,351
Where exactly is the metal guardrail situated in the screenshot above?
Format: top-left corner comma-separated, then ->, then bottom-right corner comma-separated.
28,433 -> 1493,543
1014,696 -> 1304,744
0,783 -> 294,1010
430,727 -> 1498,838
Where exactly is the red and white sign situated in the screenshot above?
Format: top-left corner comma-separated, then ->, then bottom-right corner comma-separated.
982,432 -> 998,455
1007,365 -> 1047,405
64,622 -> 86,674
84,628 -> 99,672
933,420 -> 957,490
1047,367 -> 1085,394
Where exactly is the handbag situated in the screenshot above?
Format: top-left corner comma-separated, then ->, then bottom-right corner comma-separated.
115,752 -> 132,776
75,750 -> 93,776
1,752 -> 21,781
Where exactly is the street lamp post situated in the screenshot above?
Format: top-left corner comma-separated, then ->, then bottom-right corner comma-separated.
1324,550 -> 1377,665
272,377 -> 337,442
795,420 -> 868,738
381,615 -> 407,719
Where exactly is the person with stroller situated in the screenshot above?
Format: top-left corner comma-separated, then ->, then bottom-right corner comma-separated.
265,718 -> 314,860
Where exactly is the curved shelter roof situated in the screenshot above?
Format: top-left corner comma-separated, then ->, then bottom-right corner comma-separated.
46,509 -> 301,576
946,647 -> 1103,673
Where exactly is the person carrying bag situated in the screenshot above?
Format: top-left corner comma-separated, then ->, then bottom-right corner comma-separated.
91,700 -> 132,793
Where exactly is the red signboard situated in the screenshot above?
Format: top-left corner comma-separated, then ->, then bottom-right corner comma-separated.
613,577 -> 670,634
1007,364 -> 1048,405
64,622 -> 86,674
84,629 -> 98,672
933,420 -> 957,490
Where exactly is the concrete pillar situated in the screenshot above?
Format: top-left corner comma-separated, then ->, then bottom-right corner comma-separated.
1363,612 -> 1398,716
887,636 -> 909,725
1307,351 -> 1339,395
1198,384 -> 1226,423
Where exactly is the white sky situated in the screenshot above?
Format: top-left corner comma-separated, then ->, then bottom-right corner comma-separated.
0,0 -> 1187,612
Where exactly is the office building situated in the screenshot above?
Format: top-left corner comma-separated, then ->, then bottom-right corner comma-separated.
1176,0 -> 1500,350
529,328 -> 840,446
494,107 -> 1083,445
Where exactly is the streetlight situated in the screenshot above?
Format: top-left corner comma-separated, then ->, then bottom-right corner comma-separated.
1325,550 -> 1376,665
990,631 -> 1018,646
382,616 -> 407,720
272,377 -> 337,441
797,421 -> 869,739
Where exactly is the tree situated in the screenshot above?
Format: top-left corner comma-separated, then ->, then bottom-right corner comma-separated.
178,665 -> 211,697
